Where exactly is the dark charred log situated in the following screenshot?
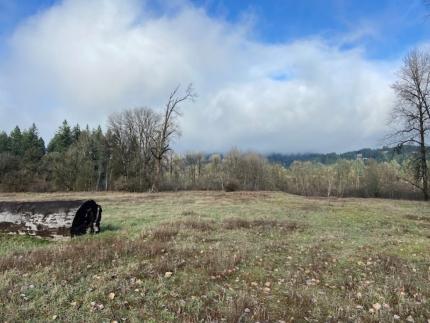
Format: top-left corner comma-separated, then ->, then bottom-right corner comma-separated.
71,200 -> 102,236
0,200 -> 102,239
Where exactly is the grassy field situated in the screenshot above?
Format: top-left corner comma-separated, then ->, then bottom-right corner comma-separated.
1,191 -> 430,322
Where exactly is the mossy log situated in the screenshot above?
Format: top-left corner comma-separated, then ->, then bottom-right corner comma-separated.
0,200 -> 102,239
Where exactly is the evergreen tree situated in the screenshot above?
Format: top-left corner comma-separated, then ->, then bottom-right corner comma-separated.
22,124 -> 45,161
9,126 -> 23,156
47,120 -> 73,153
72,124 -> 81,143
0,131 -> 10,153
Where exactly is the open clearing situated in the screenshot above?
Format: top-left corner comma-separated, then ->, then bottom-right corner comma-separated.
1,191 -> 430,322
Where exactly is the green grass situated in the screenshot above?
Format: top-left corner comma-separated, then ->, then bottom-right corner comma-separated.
1,191 -> 430,322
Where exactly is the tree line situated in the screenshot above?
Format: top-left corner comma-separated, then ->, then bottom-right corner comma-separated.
0,120 -> 424,199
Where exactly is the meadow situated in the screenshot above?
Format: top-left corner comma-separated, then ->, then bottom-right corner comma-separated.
0,191 -> 430,322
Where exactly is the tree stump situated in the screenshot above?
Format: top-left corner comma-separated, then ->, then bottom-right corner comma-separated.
0,200 -> 102,239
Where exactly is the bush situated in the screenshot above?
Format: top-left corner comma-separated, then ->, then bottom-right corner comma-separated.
224,179 -> 240,192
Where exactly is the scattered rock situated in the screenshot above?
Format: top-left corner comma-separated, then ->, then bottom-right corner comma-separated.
70,301 -> 77,306
52,315 -> 58,320
251,282 -> 258,287
263,287 -> 271,294
264,282 -> 271,287
89,301 -> 104,311
372,303 -> 381,311
244,308 -> 251,313
406,315 -> 414,322
393,315 -> 400,320
108,292 -> 115,300
164,272 -> 173,278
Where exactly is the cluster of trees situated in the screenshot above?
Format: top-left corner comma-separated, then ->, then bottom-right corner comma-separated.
158,151 -> 423,199
0,124 -> 46,191
158,151 -> 425,200
285,159 -> 422,199
0,85 -> 195,192
0,121 -> 424,200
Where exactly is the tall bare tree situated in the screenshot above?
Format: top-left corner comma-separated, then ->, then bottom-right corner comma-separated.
151,84 -> 196,192
107,111 -> 136,187
134,108 -> 159,190
107,107 -> 159,191
390,49 -> 430,200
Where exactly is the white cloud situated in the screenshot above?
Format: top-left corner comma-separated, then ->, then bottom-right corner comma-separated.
0,0 -> 397,153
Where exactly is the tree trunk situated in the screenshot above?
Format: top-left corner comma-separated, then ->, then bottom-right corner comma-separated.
152,158 -> 161,192
419,114 -> 429,201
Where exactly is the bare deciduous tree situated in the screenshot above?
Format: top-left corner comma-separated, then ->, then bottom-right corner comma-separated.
107,107 -> 159,190
390,49 -> 430,200
151,84 -> 196,192
134,108 -> 159,190
107,111 -> 136,185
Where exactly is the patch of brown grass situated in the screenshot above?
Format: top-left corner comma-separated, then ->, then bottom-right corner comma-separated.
151,225 -> 179,241
405,214 -> 430,222
178,218 -> 216,231
0,235 -> 170,275
195,249 -> 244,278
181,210 -> 199,216
153,218 -> 216,236
141,240 -> 169,257
223,218 -> 298,231
225,292 -> 269,323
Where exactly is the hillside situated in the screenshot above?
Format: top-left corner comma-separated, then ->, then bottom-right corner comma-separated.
268,145 -> 419,167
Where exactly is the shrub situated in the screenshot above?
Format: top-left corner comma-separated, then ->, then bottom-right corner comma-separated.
224,179 -> 240,192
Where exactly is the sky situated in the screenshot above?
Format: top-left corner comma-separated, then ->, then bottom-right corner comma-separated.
0,0 -> 429,154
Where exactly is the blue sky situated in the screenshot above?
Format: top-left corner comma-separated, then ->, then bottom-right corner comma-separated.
1,0 -> 429,58
0,1 -> 54,36
192,0 -> 430,58
0,0 -> 428,153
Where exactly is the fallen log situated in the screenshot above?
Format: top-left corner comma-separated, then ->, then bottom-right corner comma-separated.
0,200 -> 102,239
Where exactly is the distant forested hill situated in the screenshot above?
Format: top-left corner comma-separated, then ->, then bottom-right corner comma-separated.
267,145 -> 420,167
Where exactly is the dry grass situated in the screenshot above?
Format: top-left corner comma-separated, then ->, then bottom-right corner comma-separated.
151,225 -> 179,241
0,235 -> 170,275
222,217 -> 298,231
196,249 -> 244,277
405,213 -> 430,222
179,218 -> 216,231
